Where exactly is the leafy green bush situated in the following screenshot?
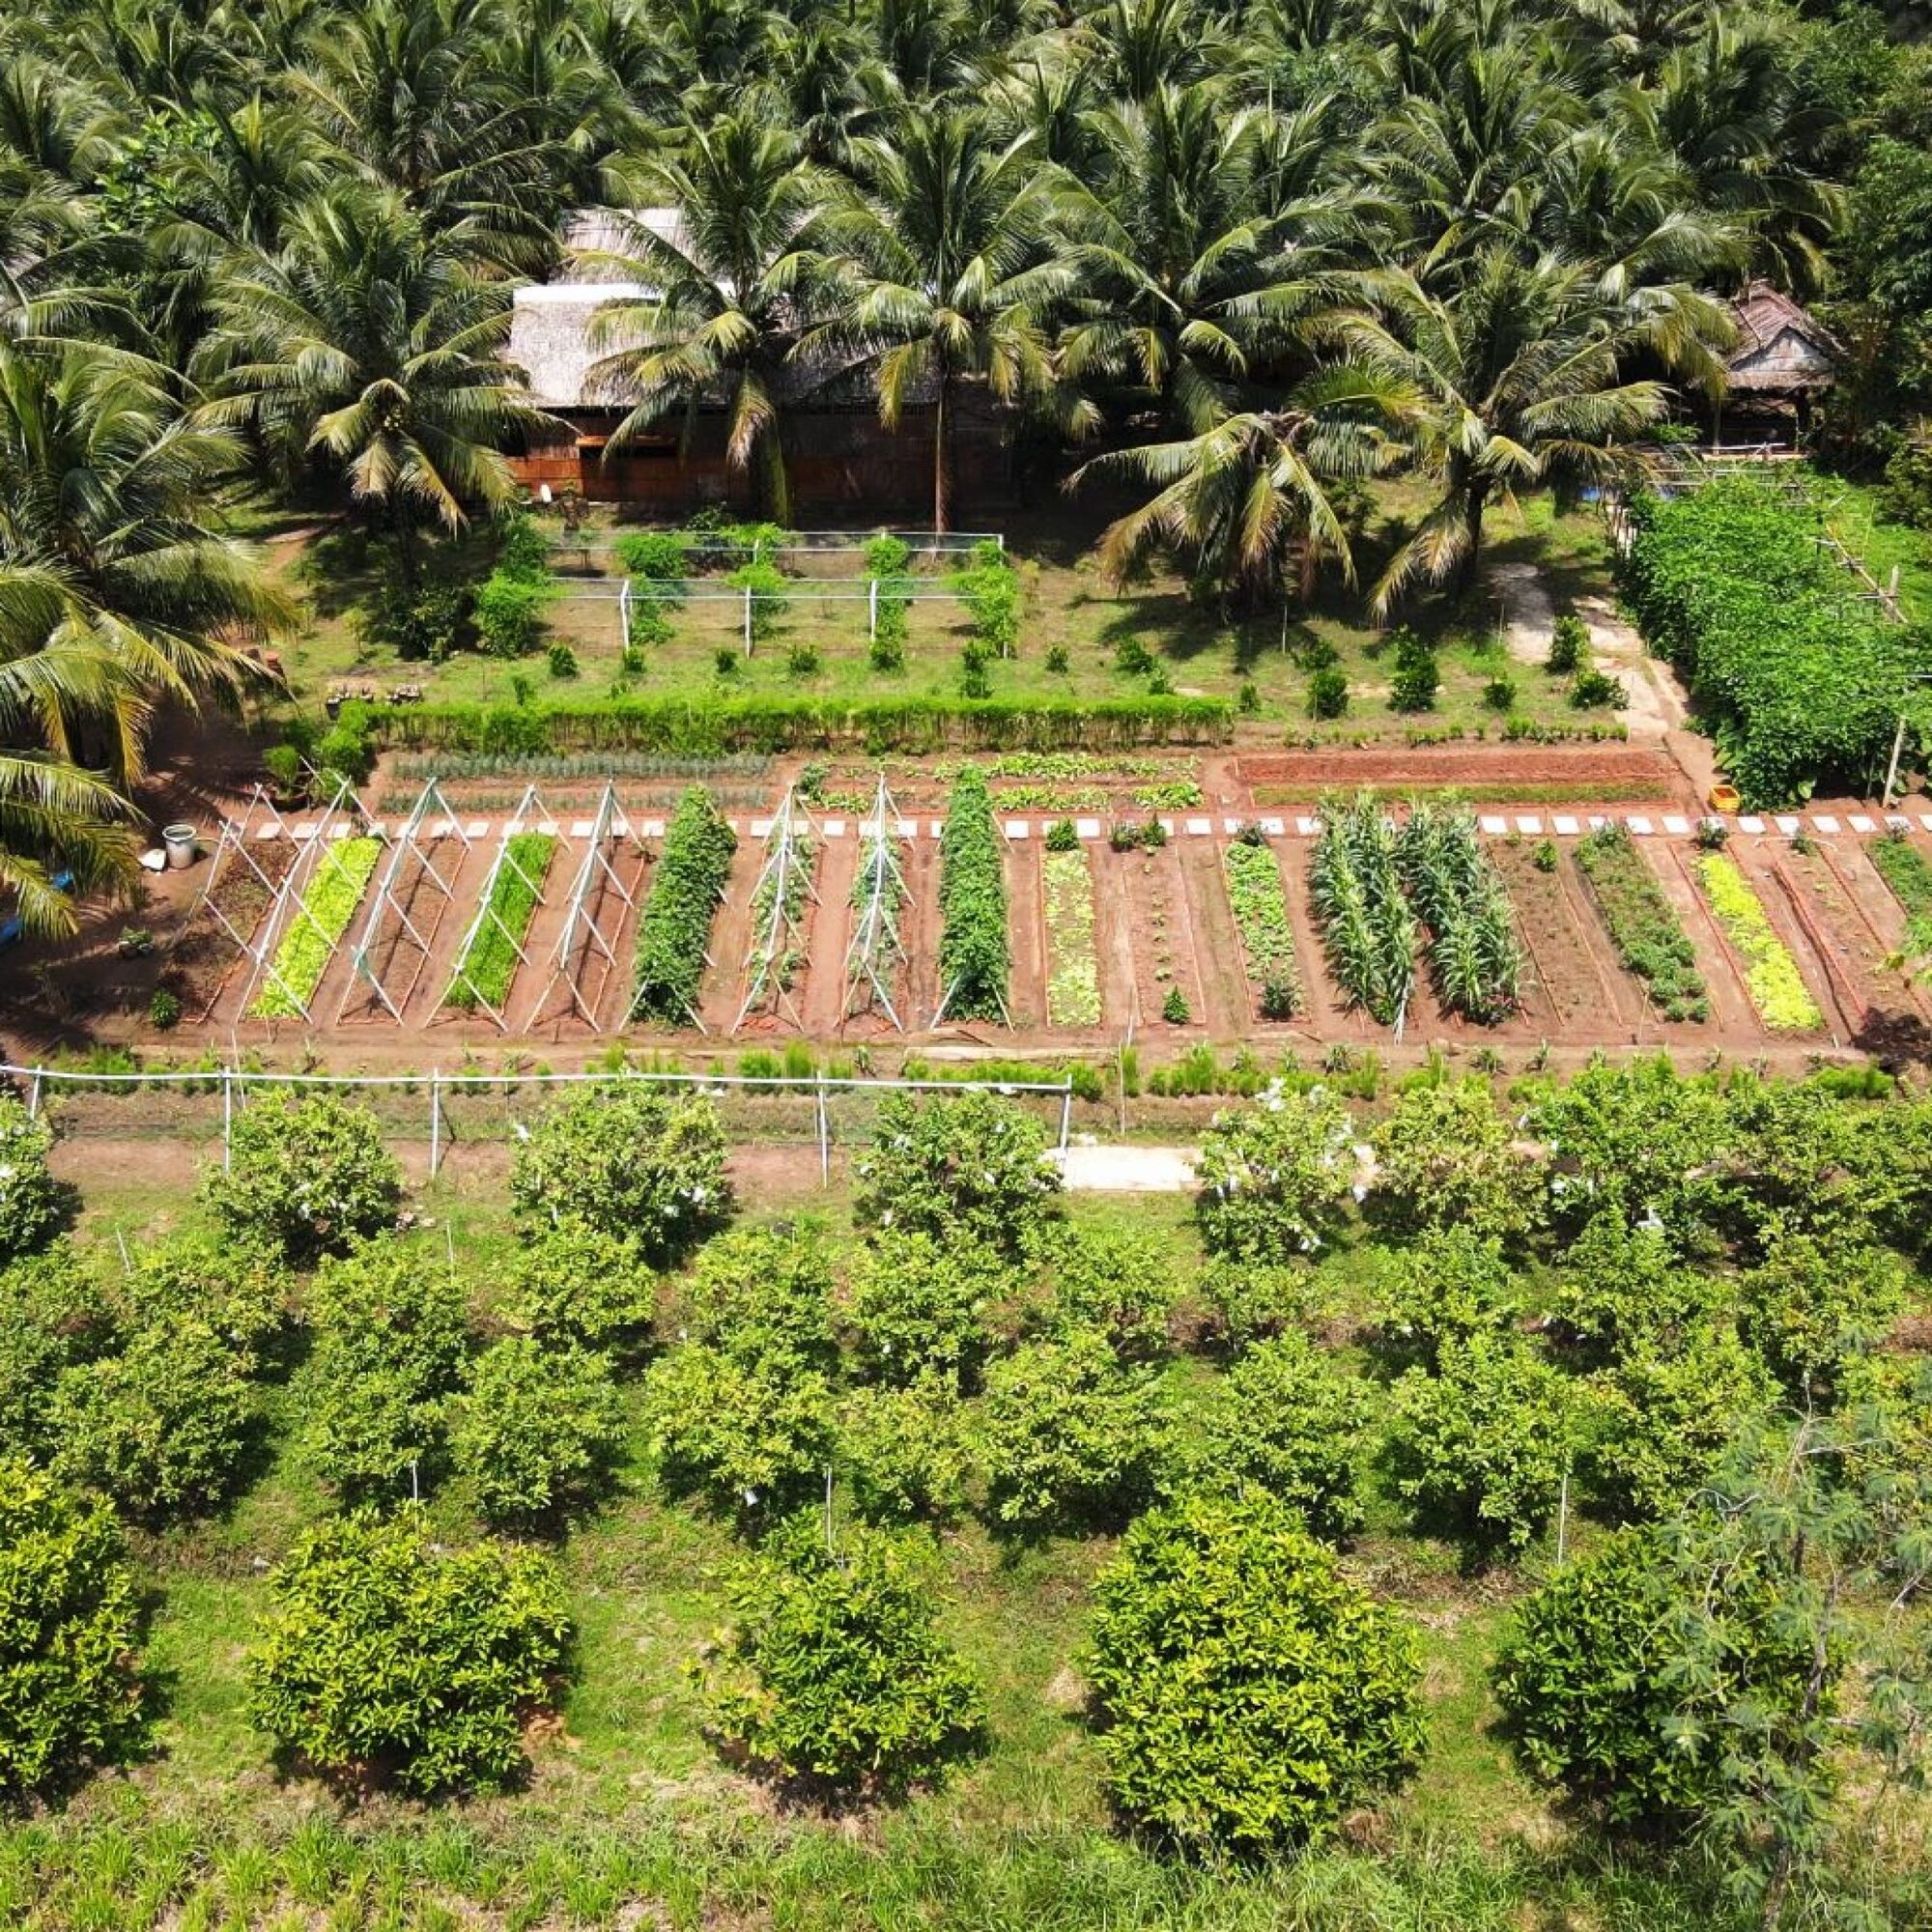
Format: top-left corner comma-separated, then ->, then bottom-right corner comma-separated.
494,511 -> 552,582
1368,1079 -> 1534,1240
701,1515 -> 986,1796
956,552 -> 1020,657
1386,629 -> 1438,712
509,1084 -> 732,1266
838,1377 -> 970,1522
449,1339 -> 625,1527
1161,984 -> 1189,1022
0,1459 -> 145,1796
1568,667 -> 1627,710
1032,1223 -> 1176,1363
935,767 -> 1009,1022
1308,666 -> 1349,718
727,559 -> 789,643
1179,1332 -> 1368,1539
677,1223 -> 836,1367
1543,1209 -> 1712,1361
250,838 -> 383,1017
612,530 -> 688,581
445,833 -> 556,1012
864,533 -> 912,577
473,571 -> 553,657
0,1095 -> 66,1262
1493,1520 -> 1812,1827
1085,1492 -> 1424,1853
849,1231 -> 999,1390
1482,673 -> 1517,711
546,639 -> 579,679
355,576 -> 471,663
245,1510 -> 572,1796
1194,1087 -> 1356,1264
976,1328 -> 1165,1532
1223,839 -> 1300,1019
852,1091 -> 1060,1261
0,1248 -> 113,1461
201,1094 -> 402,1264
1196,1256 -> 1330,1345
47,1317 -> 255,1522
1738,1226 -> 1907,1399
1389,1333 -> 1577,1552
499,1217 -> 655,1350
1373,1226 -> 1520,1362
1546,611 -> 1587,673
629,786 -> 737,1024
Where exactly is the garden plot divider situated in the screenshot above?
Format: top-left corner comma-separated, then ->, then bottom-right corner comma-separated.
529,781 -> 637,1032
13,1062 -> 1074,1185
337,778 -> 472,1024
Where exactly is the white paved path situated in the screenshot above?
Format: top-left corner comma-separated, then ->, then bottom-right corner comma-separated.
1054,1144 -> 1199,1191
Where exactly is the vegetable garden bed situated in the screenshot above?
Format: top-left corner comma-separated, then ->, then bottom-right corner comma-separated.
1222,838 -> 1300,1019
936,769 -> 1009,1024
1868,833 -> 1932,957
1395,807 -> 1521,1025
252,838 -> 383,1019
1695,852 -> 1823,1033
445,834 -> 557,1013
630,788 -> 737,1024
1573,825 -> 1708,1021
1041,849 -> 1100,1027
1309,796 -> 1415,1025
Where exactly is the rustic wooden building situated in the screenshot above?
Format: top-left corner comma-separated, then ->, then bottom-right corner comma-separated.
1715,282 -> 1839,440
506,216 -> 1011,517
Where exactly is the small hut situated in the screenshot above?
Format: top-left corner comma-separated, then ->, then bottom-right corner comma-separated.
1716,282 -> 1839,444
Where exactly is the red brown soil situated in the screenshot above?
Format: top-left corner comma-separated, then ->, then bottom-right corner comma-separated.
1239,744 -> 1689,806
1087,843 -> 1140,1035
1275,841 -> 1370,1044
1003,839 -> 1048,1032
1174,837 -> 1253,1038
1491,841 -> 1637,1039
1101,838 -> 1204,1040
516,839 -> 651,1037
1798,839 -> 1932,1063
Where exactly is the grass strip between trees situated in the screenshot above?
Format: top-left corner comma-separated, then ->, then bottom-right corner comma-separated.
251,838 -> 383,1018
1574,825 -> 1708,1020
445,833 -> 557,1012
630,787 -> 737,1023
1696,852 -> 1823,1033
1041,848 -> 1100,1027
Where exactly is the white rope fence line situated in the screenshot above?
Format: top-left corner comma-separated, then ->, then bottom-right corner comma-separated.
10,1061 -> 1077,1180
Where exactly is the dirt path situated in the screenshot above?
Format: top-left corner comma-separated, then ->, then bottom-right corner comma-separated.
1175,837 -> 1250,1037
800,834 -> 858,1036
697,835 -> 769,1033
1089,841 -> 1142,1036
1003,840 -> 1047,1031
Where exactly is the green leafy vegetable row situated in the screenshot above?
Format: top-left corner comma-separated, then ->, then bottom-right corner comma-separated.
1223,838 -> 1300,1020
1574,825 -> 1708,1020
1696,853 -> 1823,1033
1867,831 -> 1932,956
446,834 -> 557,1012
630,788 -> 737,1023
1042,848 -> 1100,1027
937,768 -> 1009,1022
253,838 -> 384,1017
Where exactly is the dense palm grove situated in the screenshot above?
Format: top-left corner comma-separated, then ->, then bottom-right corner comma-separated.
0,0 -> 1928,913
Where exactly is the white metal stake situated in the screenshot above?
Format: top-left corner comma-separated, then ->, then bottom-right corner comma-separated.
743,587 -> 753,655
429,1068 -> 441,1178
868,578 -> 878,641
222,1069 -> 233,1168
817,1073 -> 830,1186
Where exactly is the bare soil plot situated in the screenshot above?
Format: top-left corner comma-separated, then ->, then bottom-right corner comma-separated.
697,834 -> 778,1034
1490,840 -> 1628,1037
1003,839 -> 1049,1033
1174,837 -> 1254,1038
1087,841 -> 1143,1035
799,833 -> 858,1037
517,841 -> 651,1037
1783,839 -> 1932,1060
1100,837 -> 1204,1038
339,834 -> 497,1028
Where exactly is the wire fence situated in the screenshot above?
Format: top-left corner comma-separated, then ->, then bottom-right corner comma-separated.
12,1060 -> 1077,1185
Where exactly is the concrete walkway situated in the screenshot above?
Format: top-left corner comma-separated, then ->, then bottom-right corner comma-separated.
1054,1143 -> 1199,1191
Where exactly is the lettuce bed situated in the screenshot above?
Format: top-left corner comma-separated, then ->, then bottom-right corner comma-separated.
253,838 -> 383,1017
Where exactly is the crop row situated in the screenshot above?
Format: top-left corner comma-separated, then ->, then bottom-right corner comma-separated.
630,787 -> 737,1023
446,834 -> 557,1013
1573,825 -> 1708,1020
1222,838 -> 1300,1020
1308,797 -> 1417,1025
1695,853 -> 1822,1033
1868,831 -> 1932,956
1396,806 -> 1522,1025
1041,849 -> 1100,1027
253,838 -> 383,1018
937,768 -> 1009,1022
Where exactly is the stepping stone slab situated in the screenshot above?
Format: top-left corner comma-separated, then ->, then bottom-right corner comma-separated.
1552,815 -> 1579,835
1479,814 -> 1508,835
1662,814 -> 1690,836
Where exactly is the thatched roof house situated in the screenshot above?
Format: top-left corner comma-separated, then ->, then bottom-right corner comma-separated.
1723,282 -> 1838,399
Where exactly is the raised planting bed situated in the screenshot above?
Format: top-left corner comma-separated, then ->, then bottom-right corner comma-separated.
445,833 -> 557,1013
1867,831 -> 1932,955
252,838 -> 384,1018
1041,847 -> 1100,1027
630,786 -> 737,1024
1695,851 -> 1822,1033
1309,795 -> 1415,1025
1395,805 -> 1522,1025
1222,837 -> 1301,1019
936,767 -> 1009,1023
1573,824 -> 1708,1021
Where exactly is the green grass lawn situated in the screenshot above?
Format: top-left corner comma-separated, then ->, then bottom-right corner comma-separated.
242,484 -> 1624,742
1816,474 -> 1932,628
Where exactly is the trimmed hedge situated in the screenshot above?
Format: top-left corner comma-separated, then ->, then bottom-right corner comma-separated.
350,695 -> 1234,759
630,787 -> 737,1023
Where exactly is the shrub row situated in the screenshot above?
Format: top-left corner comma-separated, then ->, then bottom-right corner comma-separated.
630,788 -> 737,1024
351,695 -> 1234,759
937,769 -> 1009,1023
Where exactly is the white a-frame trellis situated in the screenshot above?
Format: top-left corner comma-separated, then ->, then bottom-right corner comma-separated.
227,777 -> 365,1022
732,784 -> 818,1033
439,783 -> 565,1029
336,779 -> 471,1023
842,778 -> 906,1031
531,781 -> 636,1030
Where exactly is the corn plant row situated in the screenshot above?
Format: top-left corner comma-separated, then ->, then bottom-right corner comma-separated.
630,787 -> 737,1023
936,767 -> 1009,1023
1041,848 -> 1101,1026
1222,837 -> 1301,1020
445,834 -> 556,1013
252,838 -> 384,1017
1695,853 -> 1822,1033
1308,795 -> 1415,1025
1574,825 -> 1708,1020
1395,804 -> 1523,1024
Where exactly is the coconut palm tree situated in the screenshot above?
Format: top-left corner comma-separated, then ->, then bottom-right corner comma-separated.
583,118 -> 838,524
194,183 -> 552,573
1073,364 -> 1410,602
0,339 -> 284,932
1329,249 -> 1727,612
814,110 -> 1085,530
